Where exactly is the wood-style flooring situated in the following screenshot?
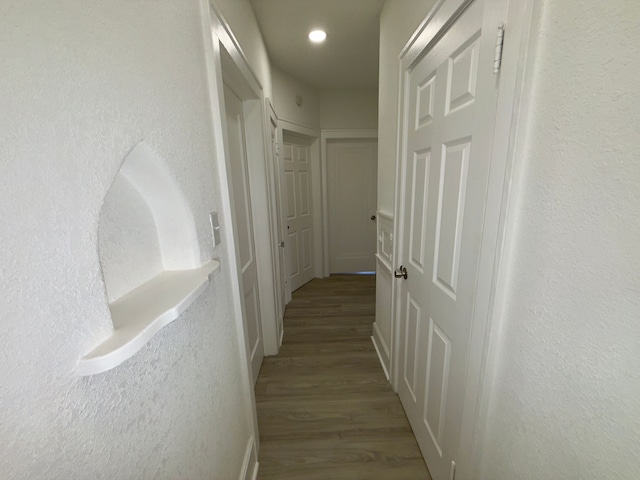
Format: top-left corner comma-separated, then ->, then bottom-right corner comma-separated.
255,275 -> 431,479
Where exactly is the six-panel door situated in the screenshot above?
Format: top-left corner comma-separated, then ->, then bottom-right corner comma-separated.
396,1 -> 503,478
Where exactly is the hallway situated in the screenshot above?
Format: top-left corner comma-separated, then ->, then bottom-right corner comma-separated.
255,275 -> 430,479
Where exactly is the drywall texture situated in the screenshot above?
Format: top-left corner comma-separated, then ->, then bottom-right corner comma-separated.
272,65 -> 321,128
481,2 -> 640,479
215,0 -> 272,99
320,89 -> 379,130
377,0 -> 437,213
0,1 -> 253,478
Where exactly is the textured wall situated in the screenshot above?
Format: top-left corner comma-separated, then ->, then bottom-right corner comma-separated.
0,0 -> 253,478
481,1 -> 640,478
319,89 -> 378,130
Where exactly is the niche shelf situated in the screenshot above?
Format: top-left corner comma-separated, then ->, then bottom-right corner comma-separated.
79,142 -> 219,376
78,260 -> 219,376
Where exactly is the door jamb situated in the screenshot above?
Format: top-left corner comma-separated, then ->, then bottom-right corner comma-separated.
390,0 -> 537,477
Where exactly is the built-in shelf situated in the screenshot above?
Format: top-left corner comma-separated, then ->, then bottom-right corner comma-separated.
84,142 -> 216,376
79,260 -> 220,376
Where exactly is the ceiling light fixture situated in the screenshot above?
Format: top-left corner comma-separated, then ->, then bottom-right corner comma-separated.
308,30 -> 327,43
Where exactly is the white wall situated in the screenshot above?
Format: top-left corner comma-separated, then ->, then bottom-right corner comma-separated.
320,89 -> 378,130
272,65 -> 321,128
0,1 -> 255,478
480,1 -> 640,479
377,0 -> 436,214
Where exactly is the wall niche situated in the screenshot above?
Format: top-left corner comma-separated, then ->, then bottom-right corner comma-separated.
79,142 -> 219,376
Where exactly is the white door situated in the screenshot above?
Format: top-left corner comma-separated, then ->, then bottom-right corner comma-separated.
395,1 -> 504,478
224,84 -> 264,384
268,111 -> 285,343
328,139 -> 378,273
283,140 -> 314,291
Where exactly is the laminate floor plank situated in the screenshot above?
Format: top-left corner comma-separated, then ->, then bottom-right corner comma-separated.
255,275 -> 431,479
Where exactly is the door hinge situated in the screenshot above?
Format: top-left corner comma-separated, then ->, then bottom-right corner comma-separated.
493,24 -> 505,74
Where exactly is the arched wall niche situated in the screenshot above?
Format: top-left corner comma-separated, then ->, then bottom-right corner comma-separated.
79,142 -> 219,376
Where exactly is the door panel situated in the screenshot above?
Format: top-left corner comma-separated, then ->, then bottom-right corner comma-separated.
283,140 -> 314,291
396,1 -> 503,478
224,84 -> 264,384
328,139 -> 378,273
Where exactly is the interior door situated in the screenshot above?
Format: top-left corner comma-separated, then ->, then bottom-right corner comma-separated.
395,1 -> 503,478
224,83 -> 264,384
328,139 -> 378,273
283,140 -> 314,291
268,112 -> 285,344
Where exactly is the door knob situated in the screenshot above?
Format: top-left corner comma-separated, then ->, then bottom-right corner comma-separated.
394,265 -> 408,279
279,241 -> 285,248
371,215 -> 376,221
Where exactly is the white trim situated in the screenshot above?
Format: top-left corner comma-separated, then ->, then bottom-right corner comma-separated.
390,0 -> 537,478
200,0 -> 261,453
209,1 -> 263,92
372,322 -> 390,380
278,118 -> 321,136
320,129 -> 379,276
238,435 -> 259,480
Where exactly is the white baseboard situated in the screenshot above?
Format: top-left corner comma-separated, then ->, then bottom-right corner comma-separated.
371,322 -> 390,381
239,435 -> 258,480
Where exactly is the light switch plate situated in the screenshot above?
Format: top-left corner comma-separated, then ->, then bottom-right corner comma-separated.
209,212 -> 221,246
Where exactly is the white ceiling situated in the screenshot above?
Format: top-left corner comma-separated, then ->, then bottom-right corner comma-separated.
249,0 -> 386,90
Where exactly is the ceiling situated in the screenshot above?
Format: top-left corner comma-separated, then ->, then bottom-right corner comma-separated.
249,0 -> 385,90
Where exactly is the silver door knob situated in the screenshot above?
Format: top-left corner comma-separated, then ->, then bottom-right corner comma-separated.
279,241 -> 285,248
394,265 -> 408,279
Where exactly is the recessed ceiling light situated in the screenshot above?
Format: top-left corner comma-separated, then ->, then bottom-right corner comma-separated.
308,30 -> 327,43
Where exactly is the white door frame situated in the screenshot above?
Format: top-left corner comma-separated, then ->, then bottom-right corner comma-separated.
320,129 -> 378,276
200,0 -> 283,454
390,0 -> 536,477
